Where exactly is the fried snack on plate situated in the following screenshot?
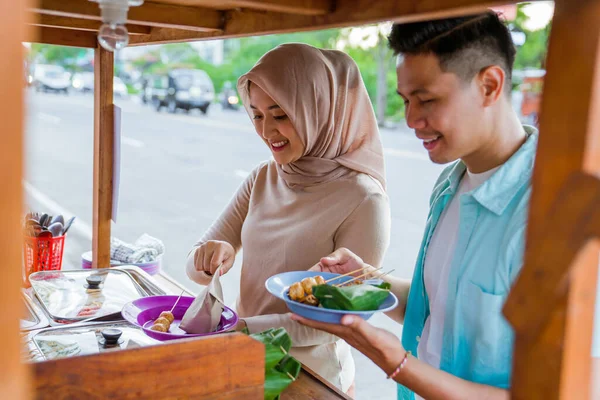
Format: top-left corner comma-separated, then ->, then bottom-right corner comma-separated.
289,282 -> 305,302
303,294 -> 319,306
301,277 -> 318,295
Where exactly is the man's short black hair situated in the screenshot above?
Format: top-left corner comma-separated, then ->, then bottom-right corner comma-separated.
388,11 -> 516,92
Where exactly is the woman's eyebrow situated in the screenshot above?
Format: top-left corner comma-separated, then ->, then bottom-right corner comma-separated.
250,104 -> 281,110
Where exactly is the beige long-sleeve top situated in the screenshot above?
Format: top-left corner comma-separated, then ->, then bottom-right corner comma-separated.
186,161 -> 390,391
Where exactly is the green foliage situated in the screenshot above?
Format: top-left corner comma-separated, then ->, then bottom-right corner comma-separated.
29,44 -> 89,72
513,5 -> 551,70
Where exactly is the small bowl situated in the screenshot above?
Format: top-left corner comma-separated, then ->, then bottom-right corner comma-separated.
122,295 -> 238,341
265,271 -> 398,324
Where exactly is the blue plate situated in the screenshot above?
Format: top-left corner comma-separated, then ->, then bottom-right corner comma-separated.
265,271 -> 398,324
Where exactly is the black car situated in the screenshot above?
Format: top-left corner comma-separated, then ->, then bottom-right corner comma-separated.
147,69 -> 215,114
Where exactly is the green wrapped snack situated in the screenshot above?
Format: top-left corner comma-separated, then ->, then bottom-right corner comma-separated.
264,356 -> 302,400
249,328 -> 302,400
312,282 -> 391,311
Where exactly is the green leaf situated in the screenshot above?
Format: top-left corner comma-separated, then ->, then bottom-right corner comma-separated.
313,283 -> 390,311
264,355 -> 301,400
249,328 -> 302,400
264,368 -> 294,400
276,355 -> 302,379
250,328 -> 293,371
376,282 -> 392,290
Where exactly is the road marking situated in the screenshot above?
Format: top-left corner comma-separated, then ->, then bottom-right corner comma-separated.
234,169 -> 249,178
122,136 -> 145,148
384,148 -> 430,161
23,181 -> 93,241
37,113 -> 61,124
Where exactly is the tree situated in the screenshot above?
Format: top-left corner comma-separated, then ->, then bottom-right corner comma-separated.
512,5 -> 551,70
29,44 -> 89,71
342,24 -> 403,123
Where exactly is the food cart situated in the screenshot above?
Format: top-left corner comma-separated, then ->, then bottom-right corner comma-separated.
1,0 -> 599,398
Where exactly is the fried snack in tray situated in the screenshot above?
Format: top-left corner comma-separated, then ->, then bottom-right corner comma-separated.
159,311 -> 174,324
150,313 -> 173,332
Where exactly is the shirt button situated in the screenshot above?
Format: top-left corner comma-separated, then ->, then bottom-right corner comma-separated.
416,336 -> 421,342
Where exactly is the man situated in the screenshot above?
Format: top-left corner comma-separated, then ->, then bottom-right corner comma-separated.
293,11 -> 536,399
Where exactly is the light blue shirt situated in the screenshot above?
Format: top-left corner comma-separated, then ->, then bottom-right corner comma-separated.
398,127 -> 537,399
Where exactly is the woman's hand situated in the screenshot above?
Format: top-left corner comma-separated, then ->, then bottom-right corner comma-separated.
291,314 -> 405,376
310,247 -> 372,276
194,240 -> 235,276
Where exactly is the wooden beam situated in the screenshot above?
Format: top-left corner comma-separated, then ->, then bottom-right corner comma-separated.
31,26 -> 98,48
92,46 -> 114,270
222,0 -> 526,37
33,14 -> 151,35
31,0 -> 223,32
128,27 -> 211,46
181,0 -> 334,16
129,0 -> 526,46
0,0 -> 30,396
503,0 -> 600,398
34,333 -> 265,399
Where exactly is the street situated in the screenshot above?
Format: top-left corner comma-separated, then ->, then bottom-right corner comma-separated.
25,90 -> 444,399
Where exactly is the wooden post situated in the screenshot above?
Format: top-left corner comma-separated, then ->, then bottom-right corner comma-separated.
92,45 -> 114,269
504,0 -> 600,398
0,0 -> 31,397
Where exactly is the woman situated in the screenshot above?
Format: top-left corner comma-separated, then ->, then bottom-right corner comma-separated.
185,43 -> 390,394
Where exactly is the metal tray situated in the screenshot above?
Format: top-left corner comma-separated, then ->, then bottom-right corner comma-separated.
24,320 -> 162,362
21,291 -> 49,332
28,266 -> 167,324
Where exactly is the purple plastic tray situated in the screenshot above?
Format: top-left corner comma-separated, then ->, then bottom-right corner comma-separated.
122,295 -> 238,341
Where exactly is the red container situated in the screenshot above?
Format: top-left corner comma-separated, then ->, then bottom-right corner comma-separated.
23,235 -> 65,286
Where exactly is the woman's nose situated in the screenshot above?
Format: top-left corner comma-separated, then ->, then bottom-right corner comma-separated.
261,119 -> 278,139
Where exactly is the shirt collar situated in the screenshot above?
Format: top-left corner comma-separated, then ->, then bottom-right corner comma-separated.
436,126 -> 538,215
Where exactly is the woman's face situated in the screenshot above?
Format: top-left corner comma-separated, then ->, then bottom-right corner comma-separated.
248,83 -> 305,165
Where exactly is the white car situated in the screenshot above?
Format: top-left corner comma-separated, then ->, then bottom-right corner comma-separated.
113,76 -> 128,98
71,72 -> 128,98
33,64 -> 71,94
72,72 -> 94,93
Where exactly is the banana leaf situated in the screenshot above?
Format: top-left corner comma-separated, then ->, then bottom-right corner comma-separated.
264,356 -> 302,400
313,283 -> 390,311
248,328 -> 301,400
250,328 -> 292,370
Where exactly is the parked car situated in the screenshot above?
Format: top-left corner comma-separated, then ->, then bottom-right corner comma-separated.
71,72 -> 128,98
32,64 -> 71,94
113,76 -> 128,98
72,72 -> 94,93
218,81 -> 240,111
148,69 -> 215,114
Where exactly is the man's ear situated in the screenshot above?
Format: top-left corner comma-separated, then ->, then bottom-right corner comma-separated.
477,65 -> 505,107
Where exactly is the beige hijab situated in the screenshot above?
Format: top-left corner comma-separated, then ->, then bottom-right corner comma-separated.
237,43 -> 386,189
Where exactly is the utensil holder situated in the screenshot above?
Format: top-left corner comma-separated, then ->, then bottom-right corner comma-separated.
23,235 -> 65,286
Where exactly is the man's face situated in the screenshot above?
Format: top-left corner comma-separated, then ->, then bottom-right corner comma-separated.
396,53 -> 488,165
